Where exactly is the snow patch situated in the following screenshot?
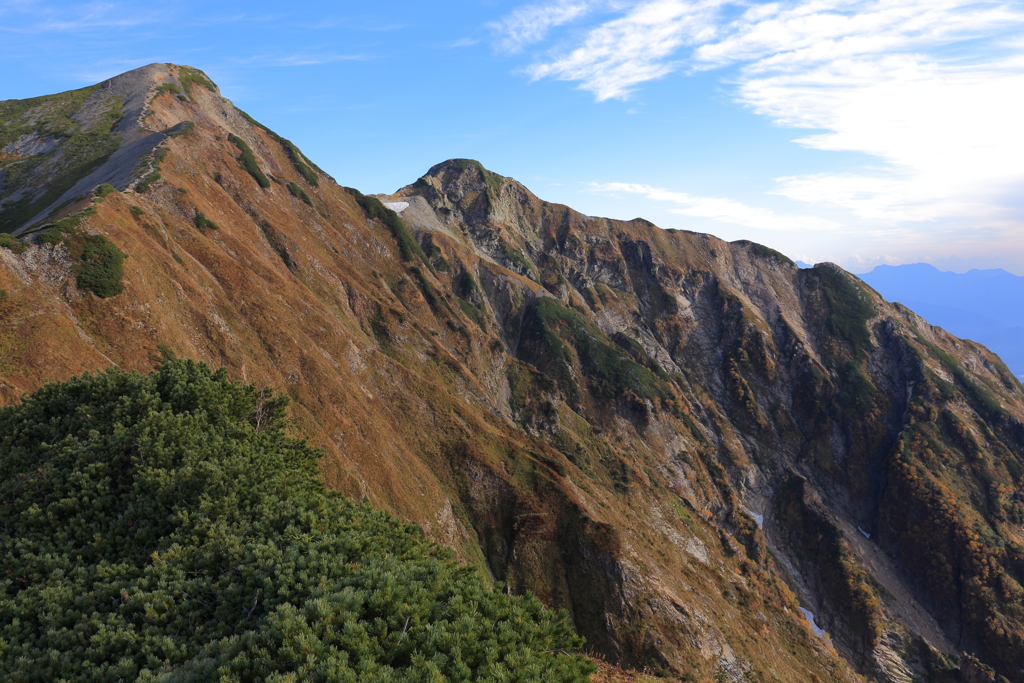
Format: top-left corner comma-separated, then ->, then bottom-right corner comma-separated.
799,607 -> 827,638
384,201 -> 409,213
858,526 -> 871,539
744,508 -> 763,528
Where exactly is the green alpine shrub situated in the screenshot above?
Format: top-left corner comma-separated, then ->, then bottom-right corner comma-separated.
0,233 -> 25,254
287,181 -> 313,206
74,234 -> 126,298
0,361 -> 594,683
194,210 -> 219,231
343,186 -> 429,268
228,133 -> 270,189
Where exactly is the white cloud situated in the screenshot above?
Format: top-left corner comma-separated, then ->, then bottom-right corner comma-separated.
591,181 -> 841,230
750,53 -> 1024,222
227,52 -> 370,67
498,0 -> 1024,235
489,0 -> 604,52
0,1 -> 171,33
524,0 -> 726,99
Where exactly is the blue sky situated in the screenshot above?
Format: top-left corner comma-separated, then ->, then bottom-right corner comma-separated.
3,0 -> 1024,274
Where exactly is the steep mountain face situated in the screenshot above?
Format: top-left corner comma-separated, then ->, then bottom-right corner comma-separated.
2,64 -> 1024,683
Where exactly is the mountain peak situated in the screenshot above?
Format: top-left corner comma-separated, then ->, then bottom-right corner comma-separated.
0,63 -> 225,234
420,157 -> 507,195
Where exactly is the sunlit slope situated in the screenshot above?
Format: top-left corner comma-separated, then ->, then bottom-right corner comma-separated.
1,64 -> 1023,683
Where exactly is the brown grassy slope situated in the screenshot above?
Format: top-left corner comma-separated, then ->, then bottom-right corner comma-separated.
6,64 -> 1024,682
0,68 -> 863,683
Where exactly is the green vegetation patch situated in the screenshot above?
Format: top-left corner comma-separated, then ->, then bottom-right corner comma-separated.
501,241 -> 536,279
0,360 -> 594,682
611,332 -> 667,378
426,241 -> 451,272
75,234 -> 127,297
809,265 -> 875,357
151,82 -> 182,101
0,233 -> 26,254
166,120 -> 195,138
37,206 -> 126,298
917,336 -> 1006,418
193,210 -> 219,231
280,138 -> 319,186
731,239 -> 795,267
519,296 -> 674,405
134,148 -> 169,194
228,133 -> 270,189
94,183 -> 116,199
37,205 -> 97,243
177,66 -> 216,99
836,360 -> 876,414
459,297 -> 487,329
343,187 -> 430,268
0,83 -> 102,149
287,181 -> 313,206
0,91 -> 124,233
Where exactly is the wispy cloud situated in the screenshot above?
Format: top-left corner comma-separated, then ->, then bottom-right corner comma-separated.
489,0 -> 606,52
0,1 -> 173,33
228,52 -> 371,67
521,0 -> 725,99
498,0 -> 1024,234
591,181 -> 841,230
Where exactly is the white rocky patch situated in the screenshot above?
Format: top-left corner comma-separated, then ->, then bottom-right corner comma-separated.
384,201 -> 409,213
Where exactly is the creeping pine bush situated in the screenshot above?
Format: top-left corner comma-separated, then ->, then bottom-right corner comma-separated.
74,234 -> 126,298
287,181 -> 313,206
193,211 -> 219,231
228,133 -> 270,189
0,233 -> 26,254
37,207 -> 126,298
343,187 -> 429,267
0,361 -> 594,683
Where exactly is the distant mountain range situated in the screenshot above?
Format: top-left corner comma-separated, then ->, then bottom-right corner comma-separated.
858,264 -> 1024,378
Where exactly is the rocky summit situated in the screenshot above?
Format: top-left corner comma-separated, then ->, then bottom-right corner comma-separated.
2,64 -> 1024,683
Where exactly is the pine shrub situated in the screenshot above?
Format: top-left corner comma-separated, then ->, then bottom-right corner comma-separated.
74,234 -> 126,297
0,361 -> 594,682
228,133 -> 270,189
343,187 -> 428,268
0,233 -> 26,254
287,181 -> 313,206
194,211 -> 219,231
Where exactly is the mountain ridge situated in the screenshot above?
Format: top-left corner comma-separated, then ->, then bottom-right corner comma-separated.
2,64 -> 1024,683
861,263 -> 1024,378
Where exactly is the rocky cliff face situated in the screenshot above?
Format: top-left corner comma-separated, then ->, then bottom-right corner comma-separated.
2,64 -> 1024,683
